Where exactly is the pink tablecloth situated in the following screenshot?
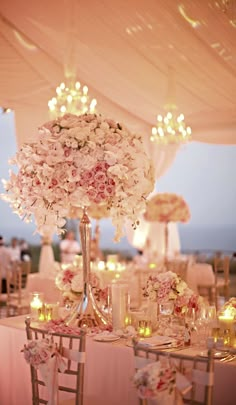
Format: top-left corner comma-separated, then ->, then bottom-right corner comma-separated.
0,315 -> 236,405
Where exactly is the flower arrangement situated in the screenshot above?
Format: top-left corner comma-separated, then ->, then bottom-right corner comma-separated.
144,193 -> 190,223
55,262 -> 101,301
88,203 -> 110,220
3,113 -> 154,241
22,338 -> 58,368
55,264 -> 84,301
143,271 -> 200,316
133,360 -> 176,399
67,202 -> 110,221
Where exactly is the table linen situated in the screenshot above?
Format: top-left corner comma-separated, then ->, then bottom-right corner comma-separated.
0,315 -> 235,405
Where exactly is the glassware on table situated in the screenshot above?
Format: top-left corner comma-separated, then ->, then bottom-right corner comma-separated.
194,304 -> 212,348
30,292 -> 44,320
159,301 -> 174,316
158,301 -> 174,335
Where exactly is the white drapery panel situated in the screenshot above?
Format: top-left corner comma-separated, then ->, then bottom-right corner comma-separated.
0,0 -> 235,147
126,217 -> 180,256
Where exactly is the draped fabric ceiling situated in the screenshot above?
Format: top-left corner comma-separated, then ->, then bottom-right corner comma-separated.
0,0 -> 236,151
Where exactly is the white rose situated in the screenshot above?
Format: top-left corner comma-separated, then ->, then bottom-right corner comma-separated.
71,274 -> 83,292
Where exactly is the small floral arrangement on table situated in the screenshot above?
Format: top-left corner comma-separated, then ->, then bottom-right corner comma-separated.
22,338 -> 60,368
3,113 -> 154,241
143,271 -> 200,316
144,193 -> 190,223
133,360 -> 176,399
55,262 -> 107,304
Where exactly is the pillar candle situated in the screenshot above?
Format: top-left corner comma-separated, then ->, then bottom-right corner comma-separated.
111,283 -> 128,330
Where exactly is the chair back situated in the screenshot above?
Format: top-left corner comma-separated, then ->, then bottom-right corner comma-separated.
166,258 -> 189,282
133,341 -> 214,405
7,261 -> 31,304
25,317 -> 86,405
214,256 -> 230,285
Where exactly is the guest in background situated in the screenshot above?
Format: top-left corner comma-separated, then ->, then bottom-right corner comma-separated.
60,230 -> 80,264
90,237 -> 104,262
19,239 -> 31,261
7,237 -> 21,262
0,235 -> 12,293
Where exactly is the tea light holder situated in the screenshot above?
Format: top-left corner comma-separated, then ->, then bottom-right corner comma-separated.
30,292 -> 44,320
218,309 -> 235,332
138,320 -> 152,338
38,302 -> 60,322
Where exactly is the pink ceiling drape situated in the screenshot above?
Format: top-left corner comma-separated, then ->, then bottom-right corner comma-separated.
0,0 -> 235,148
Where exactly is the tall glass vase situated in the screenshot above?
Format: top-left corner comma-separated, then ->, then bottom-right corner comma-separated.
65,208 -> 109,327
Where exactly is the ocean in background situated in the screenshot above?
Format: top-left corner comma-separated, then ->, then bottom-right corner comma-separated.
1,217 -> 235,255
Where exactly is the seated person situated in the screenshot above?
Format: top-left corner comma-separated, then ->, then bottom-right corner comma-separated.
60,230 -> 80,264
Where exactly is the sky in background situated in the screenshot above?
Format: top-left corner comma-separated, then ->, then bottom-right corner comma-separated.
0,112 -> 236,253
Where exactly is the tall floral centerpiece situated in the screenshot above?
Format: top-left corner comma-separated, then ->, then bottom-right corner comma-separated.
144,193 -> 190,261
3,113 -> 154,326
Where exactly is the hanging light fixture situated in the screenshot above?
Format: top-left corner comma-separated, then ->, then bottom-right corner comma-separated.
48,0 -> 97,119
150,67 -> 192,144
48,79 -> 97,119
150,111 -> 192,144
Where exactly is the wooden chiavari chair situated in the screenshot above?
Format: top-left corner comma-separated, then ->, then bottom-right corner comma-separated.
133,340 -> 214,405
25,317 -> 86,405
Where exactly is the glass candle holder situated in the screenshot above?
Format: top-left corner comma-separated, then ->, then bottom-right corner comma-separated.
30,292 -> 44,320
138,320 -> 152,338
44,302 -> 60,321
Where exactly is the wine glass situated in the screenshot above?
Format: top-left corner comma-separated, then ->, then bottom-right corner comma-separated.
158,301 -> 174,334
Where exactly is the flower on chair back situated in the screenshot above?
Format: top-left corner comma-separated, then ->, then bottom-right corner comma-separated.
133,360 -> 176,399
3,113 -> 154,241
22,338 -> 58,368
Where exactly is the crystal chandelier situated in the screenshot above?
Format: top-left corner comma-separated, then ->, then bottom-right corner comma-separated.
150,109 -> 192,144
150,66 -> 192,145
215,0 -> 236,26
48,80 -> 97,118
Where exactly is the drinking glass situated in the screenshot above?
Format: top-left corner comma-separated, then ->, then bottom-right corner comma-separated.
158,301 -> 174,334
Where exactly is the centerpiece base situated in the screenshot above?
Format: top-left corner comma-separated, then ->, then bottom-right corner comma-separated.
65,208 -> 109,328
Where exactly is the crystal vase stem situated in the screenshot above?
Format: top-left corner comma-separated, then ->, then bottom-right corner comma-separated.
65,207 -> 108,327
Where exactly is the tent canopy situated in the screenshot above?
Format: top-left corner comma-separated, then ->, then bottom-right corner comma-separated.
0,0 -> 235,146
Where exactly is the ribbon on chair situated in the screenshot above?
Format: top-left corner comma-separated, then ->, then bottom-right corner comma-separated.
38,352 -> 66,405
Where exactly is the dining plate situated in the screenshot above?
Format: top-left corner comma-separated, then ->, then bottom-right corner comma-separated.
137,335 -> 176,347
199,350 -> 229,359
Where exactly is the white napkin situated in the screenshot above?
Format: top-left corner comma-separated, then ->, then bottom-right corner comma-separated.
138,335 -> 175,347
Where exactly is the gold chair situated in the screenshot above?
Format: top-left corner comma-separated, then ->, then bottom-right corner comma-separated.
0,264 -> 8,317
25,317 -> 86,405
214,256 -> 230,302
166,259 -> 189,282
198,256 -> 230,308
133,341 -> 214,405
6,261 -> 31,316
